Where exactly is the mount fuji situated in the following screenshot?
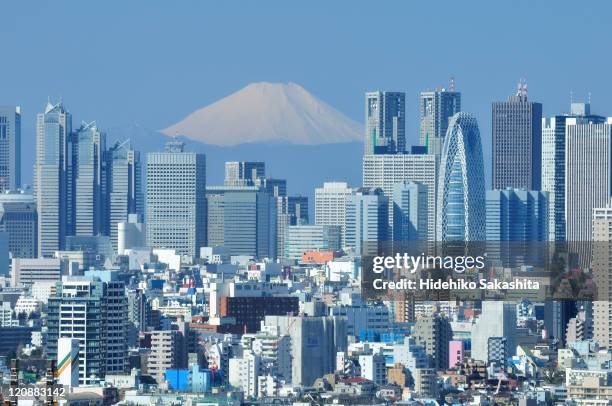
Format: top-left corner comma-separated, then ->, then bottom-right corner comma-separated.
160,82 -> 362,145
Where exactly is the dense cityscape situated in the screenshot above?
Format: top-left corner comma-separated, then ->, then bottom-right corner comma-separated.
0,77 -> 610,406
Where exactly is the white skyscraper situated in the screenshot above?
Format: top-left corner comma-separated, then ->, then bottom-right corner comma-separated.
363,154 -> 438,241
35,101 -> 73,257
315,182 -> 354,247
146,141 -> 206,257
74,121 -> 106,236
565,117 -> 612,246
541,102 -> 604,242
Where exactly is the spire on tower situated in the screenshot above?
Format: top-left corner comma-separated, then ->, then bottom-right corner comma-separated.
516,78 -> 528,98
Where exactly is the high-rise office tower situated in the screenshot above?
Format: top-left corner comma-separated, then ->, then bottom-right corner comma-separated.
419,84 -> 461,156
541,102 -> 604,242
276,195 -> 308,258
224,161 -> 265,186
565,117 -> 612,244
364,91 -> 405,155
486,189 -> 548,267
146,141 -> 206,257
315,182 -> 354,247
363,154 -> 438,241
74,121 -> 106,236
0,106 -> 21,192
345,188 -> 388,254
492,81 -> 543,190
35,101 -> 73,257
392,181 -> 428,241
437,113 -> 485,241
206,185 -> 277,259
592,200 -> 612,349
486,189 -> 548,241
0,190 -> 37,258
47,275 -> 128,384
106,140 -> 143,251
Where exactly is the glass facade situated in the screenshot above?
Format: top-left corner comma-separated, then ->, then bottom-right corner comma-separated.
437,112 -> 485,241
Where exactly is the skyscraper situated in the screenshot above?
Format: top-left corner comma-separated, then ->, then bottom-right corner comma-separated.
106,140 -> 143,251
419,85 -> 461,156
565,117 -> 612,244
206,185 -> 277,259
146,141 -> 206,257
363,154 -> 438,241
492,81 -> 543,190
392,181 -> 428,241
485,189 -> 548,241
345,188 -> 388,254
74,121 -> 106,236
0,106 -> 21,192
437,113 -> 485,241
364,91 -> 405,155
541,102 -> 604,242
276,195 -> 308,258
315,182 -> 354,247
485,189 -> 548,267
35,101 -> 73,257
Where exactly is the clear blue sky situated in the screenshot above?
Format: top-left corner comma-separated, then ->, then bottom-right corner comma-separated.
3,0 -> 612,185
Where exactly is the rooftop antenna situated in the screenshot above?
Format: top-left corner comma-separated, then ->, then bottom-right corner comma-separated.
515,78 -> 528,98
570,90 -> 573,105
449,76 -> 456,92
588,92 -> 592,104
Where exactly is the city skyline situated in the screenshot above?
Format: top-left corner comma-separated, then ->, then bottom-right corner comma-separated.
4,2 -> 612,404
3,1 -> 612,191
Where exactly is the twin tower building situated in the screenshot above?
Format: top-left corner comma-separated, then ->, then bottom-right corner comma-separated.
363,84 -> 488,244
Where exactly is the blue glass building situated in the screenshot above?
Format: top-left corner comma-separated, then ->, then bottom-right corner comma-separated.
436,113 -> 485,241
